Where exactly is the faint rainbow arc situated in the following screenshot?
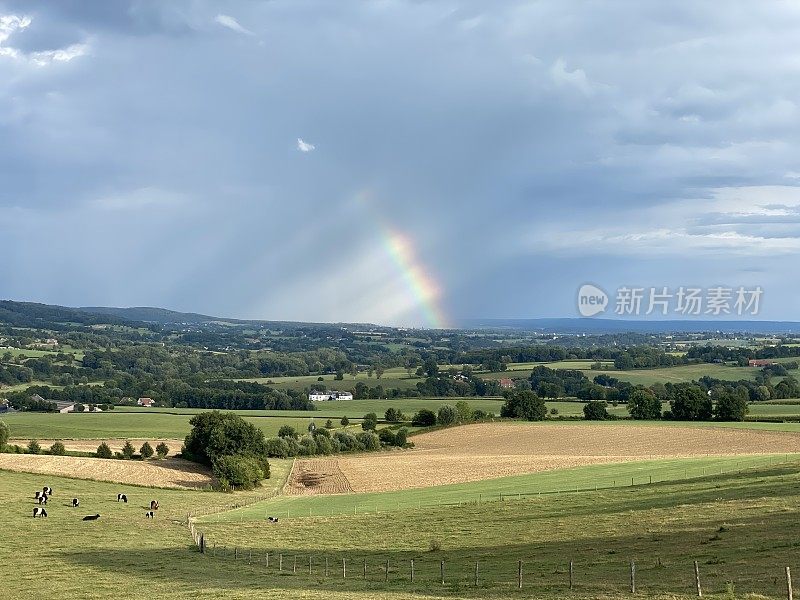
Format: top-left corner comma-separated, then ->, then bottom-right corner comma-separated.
378,227 -> 449,329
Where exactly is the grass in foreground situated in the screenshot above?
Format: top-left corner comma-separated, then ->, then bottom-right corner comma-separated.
3,459 -> 800,599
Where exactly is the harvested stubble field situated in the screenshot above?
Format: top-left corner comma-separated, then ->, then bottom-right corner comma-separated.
0,453 -> 213,489
288,422 -> 800,494
8,438 -> 184,453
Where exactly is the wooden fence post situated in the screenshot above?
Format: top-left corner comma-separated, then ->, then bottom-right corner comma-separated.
293,555 -> 297,574
475,561 -> 479,587
441,560 -> 445,585
787,566 -> 793,600
694,560 -> 701,597
235,547 -> 238,560
630,561 -> 636,594
325,557 -> 329,577
309,555 -> 312,575
200,534 -> 205,554
411,559 -> 414,583
569,561 -> 574,590
518,560 -> 522,589
278,554 -> 283,571
343,558 -> 346,579
385,560 -> 389,582
265,552 -> 269,568
363,558 -> 367,580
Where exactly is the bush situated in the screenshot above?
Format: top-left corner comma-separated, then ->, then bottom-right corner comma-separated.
411,409 -> 436,427
356,431 -> 380,451
49,441 -> 66,456
0,420 -> 9,450
155,442 -> 169,458
361,412 -> 378,431
501,390 -> 546,421
264,437 -> 290,458
73,403 -> 85,413
550,408 -> 559,416
316,435 -> 334,455
378,428 -> 396,445
278,425 -> 299,439
340,416 -> 350,427
121,440 -> 136,459
454,401 -> 473,423
140,441 -> 154,459
27,439 -> 41,454
96,442 -> 113,459
583,401 -> 610,420
395,427 -> 408,447
212,454 -> 268,490
313,427 -> 331,439
437,405 -> 458,426
299,435 -> 318,455
325,419 -> 334,429
333,431 -> 361,452
715,391 -> 749,422
384,408 -> 405,423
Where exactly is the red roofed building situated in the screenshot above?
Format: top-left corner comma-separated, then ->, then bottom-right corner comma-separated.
499,378 -> 515,389
137,397 -> 154,407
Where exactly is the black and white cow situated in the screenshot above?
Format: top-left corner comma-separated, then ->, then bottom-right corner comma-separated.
82,514 -> 100,521
117,494 -> 128,503
37,494 -> 48,505
43,486 -> 53,496
72,498 -> 80,507
34,491 -> 43,500
149,500 -> 159,510
32,507 -> 47,518
267,516 -> 279,523
145,511 -> 154,518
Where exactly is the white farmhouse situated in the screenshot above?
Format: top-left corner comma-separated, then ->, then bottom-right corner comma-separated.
308,390 -> 354,402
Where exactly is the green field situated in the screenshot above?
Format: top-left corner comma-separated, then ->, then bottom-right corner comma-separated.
5,459 -> 800,599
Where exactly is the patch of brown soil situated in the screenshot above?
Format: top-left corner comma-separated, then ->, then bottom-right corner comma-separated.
285,458 -> 353,495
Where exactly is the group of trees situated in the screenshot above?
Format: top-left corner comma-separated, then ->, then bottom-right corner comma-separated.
94,440 -> 169,460
265,424 -> 395,458
182,411 -> 270,490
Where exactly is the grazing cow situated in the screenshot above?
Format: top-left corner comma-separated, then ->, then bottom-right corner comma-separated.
145,511 -> 154,519
149,500 -> 159,510
82,514 -> 100,521
72,498 -> 80,507
37,494 -> 48,505
117,494 -> 128,503
267,516 -> 279,523
34,491 -> 43,499
43,486 -> 53,496
33,507 -> 47,518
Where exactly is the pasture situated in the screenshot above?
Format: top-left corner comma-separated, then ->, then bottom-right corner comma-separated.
4,460 -> 800,599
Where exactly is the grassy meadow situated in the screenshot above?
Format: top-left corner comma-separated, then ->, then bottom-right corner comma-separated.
5,459 -> 800,599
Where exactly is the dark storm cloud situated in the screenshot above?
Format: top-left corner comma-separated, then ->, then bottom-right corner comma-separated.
2,1 -> 800,323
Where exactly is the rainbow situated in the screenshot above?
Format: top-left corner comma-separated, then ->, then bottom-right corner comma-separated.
355,190 -> 449,328
380,227 -> 449,329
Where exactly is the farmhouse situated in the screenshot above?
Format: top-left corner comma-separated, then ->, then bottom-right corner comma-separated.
749,359 -> 778,367
55,401 -> 77,413
499,378 -> 515,389
308,391 -> 354,401
137,397 -> 154,407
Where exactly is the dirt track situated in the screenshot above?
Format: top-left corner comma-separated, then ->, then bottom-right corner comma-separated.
0,454 -> 212,489
289,423 -> 800,494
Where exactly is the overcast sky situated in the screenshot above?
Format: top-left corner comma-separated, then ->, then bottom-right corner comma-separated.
2,1 -> 799,326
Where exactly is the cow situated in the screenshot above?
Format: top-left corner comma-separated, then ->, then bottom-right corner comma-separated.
37,494 -> 48,505
72,498 -> 80,507
145,511 -> 154,519
117,494 -> 127,503
149,500 -> 159,511
267,516 -> 279,523
34,491 -> 43,500
43,486 -> 53,496
82,514 -> 100,521
33,507 -> 47,518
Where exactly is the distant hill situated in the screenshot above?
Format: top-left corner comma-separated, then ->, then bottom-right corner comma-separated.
460,318 -> 800,334
77,306 -> 222,325
0,300 -> 135,328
